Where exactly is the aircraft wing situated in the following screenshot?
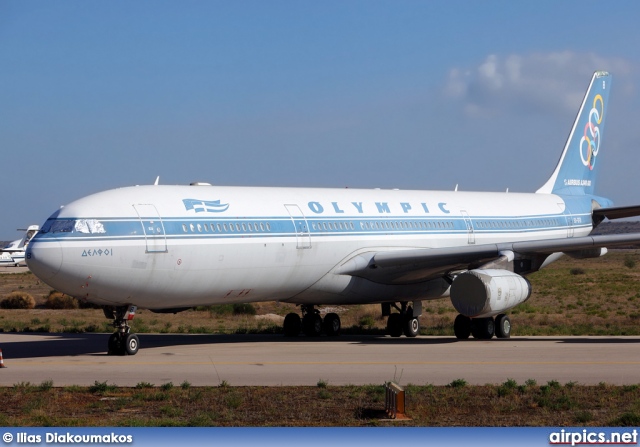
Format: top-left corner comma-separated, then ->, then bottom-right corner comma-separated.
335,232 -> 640,285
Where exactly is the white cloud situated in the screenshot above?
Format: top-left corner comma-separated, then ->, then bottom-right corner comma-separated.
444,52 -> 633,117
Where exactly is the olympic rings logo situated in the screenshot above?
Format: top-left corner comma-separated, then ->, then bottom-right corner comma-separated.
579,94 -> 603,170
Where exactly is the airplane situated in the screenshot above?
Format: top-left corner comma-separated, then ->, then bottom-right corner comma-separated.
0,225 -> 39,267
25,71 -> 640,356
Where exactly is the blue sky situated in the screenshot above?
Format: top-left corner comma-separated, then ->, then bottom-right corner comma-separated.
1,1 -> 640,239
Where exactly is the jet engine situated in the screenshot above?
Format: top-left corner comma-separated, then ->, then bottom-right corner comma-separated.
450,269 -> 531,318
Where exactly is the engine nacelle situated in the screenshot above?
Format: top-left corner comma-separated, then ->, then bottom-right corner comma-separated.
450,269 -> 531,318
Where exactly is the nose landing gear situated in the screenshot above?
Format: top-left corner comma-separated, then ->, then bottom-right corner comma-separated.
104,305 -> 139,355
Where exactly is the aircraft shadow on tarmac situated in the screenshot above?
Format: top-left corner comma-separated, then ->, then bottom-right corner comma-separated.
0,332 -> 638,359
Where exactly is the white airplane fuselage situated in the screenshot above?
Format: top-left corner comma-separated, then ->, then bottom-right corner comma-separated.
27,184 -> 592,310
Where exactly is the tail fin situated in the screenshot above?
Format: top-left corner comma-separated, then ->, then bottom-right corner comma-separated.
536,71 -> 611,196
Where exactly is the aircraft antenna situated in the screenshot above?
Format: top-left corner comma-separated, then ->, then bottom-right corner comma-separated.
154,176 -> 160,186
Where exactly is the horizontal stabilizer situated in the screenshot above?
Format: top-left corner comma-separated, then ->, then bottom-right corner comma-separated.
593,204 -> 640,221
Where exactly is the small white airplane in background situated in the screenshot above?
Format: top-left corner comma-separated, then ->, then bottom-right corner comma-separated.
26,71 -> 640,356
0,225 -> 39,267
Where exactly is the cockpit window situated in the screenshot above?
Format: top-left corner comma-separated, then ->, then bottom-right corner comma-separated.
74,219 -> 106,234
40,219 -> 106,234
41,220 -> 74,233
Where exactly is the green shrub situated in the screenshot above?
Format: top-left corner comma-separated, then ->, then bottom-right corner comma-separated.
448,379 -> 467,388
624,256 -> 636,269
89,381 -> 116,394
45,291 -> 78,309
202,304 -> 233,315
358,315 -> 376,328
233,303 -> 256,315
610,412 -> 640,426
1,292 -> 35,309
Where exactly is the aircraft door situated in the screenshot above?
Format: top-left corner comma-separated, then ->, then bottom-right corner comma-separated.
558,202 -> 574,238
284,204 -> 312,249
133,204 -> 168,253
460,210 -> 475,244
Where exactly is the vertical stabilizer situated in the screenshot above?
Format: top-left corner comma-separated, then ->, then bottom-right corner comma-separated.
536,71 -> 611,196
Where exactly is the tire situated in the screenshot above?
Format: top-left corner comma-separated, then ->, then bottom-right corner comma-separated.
471,317 -> 495,340
453,314 -> 471,339
323,313 -> 341,336
495,314 -> 511,339
283,313 -> 301,337
387,313 -> 403,337
107,333 -> 122,355
125,333 -> 140,355
302,313 -> 323,337
403,316 -> 420,337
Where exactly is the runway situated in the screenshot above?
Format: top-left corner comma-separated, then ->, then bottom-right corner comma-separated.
0,333 -> 639,387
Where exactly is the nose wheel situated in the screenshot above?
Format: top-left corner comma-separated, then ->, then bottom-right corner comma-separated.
105,305 -> 139,355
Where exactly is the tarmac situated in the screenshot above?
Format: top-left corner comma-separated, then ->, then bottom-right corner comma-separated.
0,332 -> 638,386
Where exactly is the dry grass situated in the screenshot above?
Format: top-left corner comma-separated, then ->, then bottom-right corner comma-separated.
2,380 -> 640,427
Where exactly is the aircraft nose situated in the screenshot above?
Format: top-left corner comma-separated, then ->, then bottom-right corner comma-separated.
26,239 -> 62,280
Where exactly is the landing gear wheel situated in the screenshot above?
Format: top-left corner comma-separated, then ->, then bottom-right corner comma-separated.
471,317 -> 495,340
403,316 -> 420,337
107,305 -> 139,355
283,313 -> 301,337
108,333 -> 124,355
302,313 -> 323,337
323,313 -> 341,336
125,333 -> 140,355
453,314 -> 472,339
387,313 -> 403,337
495,314 -> 511,339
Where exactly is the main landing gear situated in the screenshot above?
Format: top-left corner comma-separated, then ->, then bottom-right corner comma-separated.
453,313 -> 511,340
384,302 -> 420,338
104,305 -> 140,355
283,305 -> 341,337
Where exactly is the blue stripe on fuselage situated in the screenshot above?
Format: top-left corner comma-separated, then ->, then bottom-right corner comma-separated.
33,212 -> 591,242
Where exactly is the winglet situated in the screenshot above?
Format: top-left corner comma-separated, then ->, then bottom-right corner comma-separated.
537,71 -> 611,196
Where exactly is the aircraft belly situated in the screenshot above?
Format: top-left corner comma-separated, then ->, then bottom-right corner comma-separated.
53,238 -> 344,308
